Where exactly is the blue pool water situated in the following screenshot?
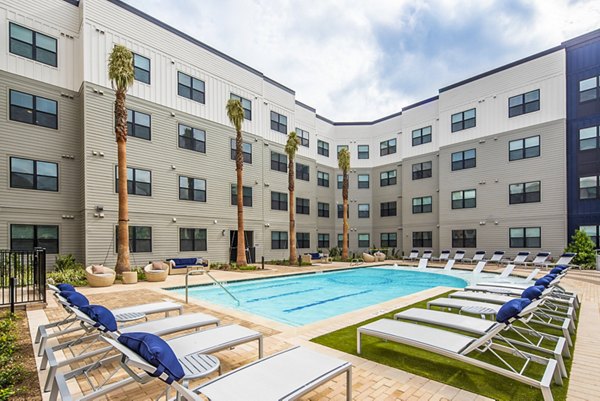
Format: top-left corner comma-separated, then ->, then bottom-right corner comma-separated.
169,267 -> 468,326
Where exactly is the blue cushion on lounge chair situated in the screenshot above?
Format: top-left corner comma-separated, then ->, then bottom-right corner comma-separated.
521,285 -> 544,300
118,332 -> 184,384
534,274 -> 556,287
79,305 -> 117,332
60,291 -> 89,308
555,264 -> 568,270
57,283 -> 76,292
550,267 -> 563,275
496,298 -> 531,323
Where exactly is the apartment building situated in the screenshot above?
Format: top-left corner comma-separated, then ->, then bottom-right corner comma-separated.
1,0 -> 599,266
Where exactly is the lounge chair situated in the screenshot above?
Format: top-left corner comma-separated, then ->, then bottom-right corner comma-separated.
54,342 -> 352,401
432,250 -> 450,262
452,250 -> 466,263
472,261 -> 486,274
41,304 -> 220,392
358,299 -> 561,401
487,250 -> 505,264
49,305 -> 264,399
502,251 -> 530,265
443,259 -> 455,271
528,252 -> 551,267
498,264 -> 515,278
416,258 -> 428,269
403,249 -> 419,261
422,250 -> 433,260
477,268 -> 541,287
464,250 -> 485,264
36,289 -> 184,356
543,253 -> 576,269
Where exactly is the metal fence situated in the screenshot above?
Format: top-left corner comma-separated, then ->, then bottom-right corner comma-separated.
0,248 -> 47,308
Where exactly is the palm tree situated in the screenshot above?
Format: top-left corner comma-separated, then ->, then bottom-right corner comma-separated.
109,44 -> 134,275
338,147 -> 350,260
285,131 -> 300,265
226,99 -> 247,266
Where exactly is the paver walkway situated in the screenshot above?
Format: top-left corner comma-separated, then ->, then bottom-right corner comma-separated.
27,262 -> 599,401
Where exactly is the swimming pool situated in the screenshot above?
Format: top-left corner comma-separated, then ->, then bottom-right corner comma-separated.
168,267 -> 470,326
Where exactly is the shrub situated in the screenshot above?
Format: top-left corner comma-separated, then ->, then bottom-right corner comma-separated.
134,266 -> 146,281
0,314 -> 25,400
329,247 -> 340,258
48,254 -> 87,286
565,229 -> 597,269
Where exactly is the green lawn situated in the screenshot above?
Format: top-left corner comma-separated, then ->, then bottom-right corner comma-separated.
311,291 -> 577,401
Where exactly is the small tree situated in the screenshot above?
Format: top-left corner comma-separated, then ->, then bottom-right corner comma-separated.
565,229 -> 597,269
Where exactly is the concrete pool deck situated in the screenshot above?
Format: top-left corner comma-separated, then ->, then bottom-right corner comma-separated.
27,262 -> 600,401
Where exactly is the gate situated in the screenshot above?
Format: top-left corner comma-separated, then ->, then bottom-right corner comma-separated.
1,248 -> 47,307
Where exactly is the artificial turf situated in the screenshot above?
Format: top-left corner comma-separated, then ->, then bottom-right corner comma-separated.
311,291 -> 577,401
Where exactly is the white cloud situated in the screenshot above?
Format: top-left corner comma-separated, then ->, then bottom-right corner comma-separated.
123,0 -> 600,120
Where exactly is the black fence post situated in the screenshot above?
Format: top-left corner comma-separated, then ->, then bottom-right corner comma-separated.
261,256 -> 265,270
9,277 -> 16,314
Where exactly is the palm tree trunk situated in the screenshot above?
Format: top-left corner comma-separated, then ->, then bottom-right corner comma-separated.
288,159 -> 296,265
342,172 -> 349,260
115,90 -> 130,274
235,131 -> 247,266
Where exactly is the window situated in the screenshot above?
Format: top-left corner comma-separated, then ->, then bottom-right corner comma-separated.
318,202 -> 330,217
11,224 -> 58,253
337,174 -> 343,189
9,23 -> 57,67
580,176 -> 599,199
318,233 -> 330,249
337,145 -> 348,159
380,201 -> 397,217
231,185 -> 252,207
451,149 -> 476,171
297,232 -> 310,249
451,189 -> 476,209
337,204 -> 349,218
178,72 -> 205,103
337,233 -> 349,248
509,89 -> 539,117
178,124 -> 205,152
381,233 -> 397,248
580,225 -> 600,248
579,76 -> 599,102
509,181 -> 540,204
380,170 -> 397,187
412,196 -> 432,214
452,229 -> 477,248
412,161 -> 432,180
412,126 -> 432,146
317,171 -> 329,187
358,145 -> 369,159
133,54 -> 150,84
358,233 -> 370,248
358,204 -> 370,218
510,227 -> 541,248
296,163 -> 310,181
271,191 -> 288,210
270,152 -> 287,172
10,157 -> 58,191
358,174 -> 370,189
412,231 -> 432,248
180,228 -> 207,252
272,231 -> 288,249
451,108 -> 476,132
116,167 -> 151,196
116,226 -> 152,253
230,94 -> 252,120
509,136 -> 540,161
9,90 -> 57,129
270,111 -> 287,134
296,197 -> 310,215
380,138 -> 397,156
296,128 -> 309,147
579,126 -> 599,151
179,176 -> 206,202
317,140 -> 329,157
230,139 -> 252,163
127,109 -> 151,140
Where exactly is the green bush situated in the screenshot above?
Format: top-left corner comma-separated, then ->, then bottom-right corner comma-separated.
329,247 -> 340,258
0,314 -> 24,401
565,229 -> 597,269
47,254 -> 87,286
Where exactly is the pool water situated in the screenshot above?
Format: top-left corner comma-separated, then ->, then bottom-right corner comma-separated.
169,267 -> 468,326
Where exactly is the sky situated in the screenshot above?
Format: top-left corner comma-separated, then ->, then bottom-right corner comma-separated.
123,0 -> 600,121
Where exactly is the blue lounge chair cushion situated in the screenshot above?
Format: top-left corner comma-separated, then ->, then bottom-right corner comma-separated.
496,298 -> 531,323
550,267 -> 563,275
118,332 -> 184,384
521,285 -> 545,300
534,274 -> 556,287
57,283 -> 76,292
555,264 -> 568,270
79,305 -> 117,332
60,291 -> 89,308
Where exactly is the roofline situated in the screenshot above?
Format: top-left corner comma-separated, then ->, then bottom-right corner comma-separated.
63,0 -> 79,6
402,95 -> 439,112
295,100 -> 316,113
562,28 -> 600,48
439,45 -> 564,93
264,76 -> 295,95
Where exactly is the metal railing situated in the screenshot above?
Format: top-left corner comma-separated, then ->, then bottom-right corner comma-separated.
185,268 -> 240,306
1,248 -> 46,310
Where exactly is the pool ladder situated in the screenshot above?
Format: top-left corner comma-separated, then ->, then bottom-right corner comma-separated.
185,269 -> 241,306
